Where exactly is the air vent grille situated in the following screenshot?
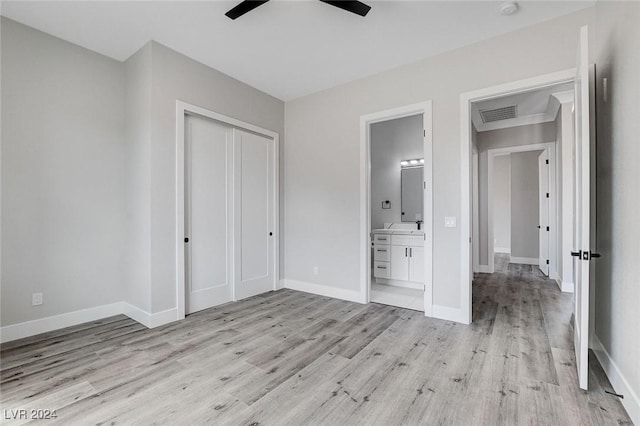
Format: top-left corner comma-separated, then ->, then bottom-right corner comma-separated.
480,105 -> 518,123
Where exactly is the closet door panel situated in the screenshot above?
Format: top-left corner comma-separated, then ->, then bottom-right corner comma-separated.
185,115 -> 233,314
234,129 -> 275,300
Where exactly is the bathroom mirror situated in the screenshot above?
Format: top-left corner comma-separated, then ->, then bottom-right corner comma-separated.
401,167 -> 423,222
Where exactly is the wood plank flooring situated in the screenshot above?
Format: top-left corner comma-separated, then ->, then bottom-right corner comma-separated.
0,256 -> 632,425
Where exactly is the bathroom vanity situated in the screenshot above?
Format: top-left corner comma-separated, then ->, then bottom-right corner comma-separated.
372,230 -> 424,287
370,224 -> 425,311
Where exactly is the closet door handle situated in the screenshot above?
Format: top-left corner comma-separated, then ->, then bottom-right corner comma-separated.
405,248 -> 408,257
377,249 -> 387,252
409,248 -> 413,257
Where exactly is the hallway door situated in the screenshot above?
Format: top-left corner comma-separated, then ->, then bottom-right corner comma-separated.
538,150 -> 550,276
573,25 -> 594,391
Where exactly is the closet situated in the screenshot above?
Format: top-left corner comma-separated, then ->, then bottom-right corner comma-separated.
184,113 -> 276,314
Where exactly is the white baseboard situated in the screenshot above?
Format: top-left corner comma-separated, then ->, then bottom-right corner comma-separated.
432,304 -> 470,324
555,277 -> 575,293
494,247 -> 511,254
283,279 -> 365,304
0,302 -> 123,343
476,264 -> 493,274
509,256 -> 539,265
592,334 -> 640,425
1,301 -> 180,343
122,303 -> 178,329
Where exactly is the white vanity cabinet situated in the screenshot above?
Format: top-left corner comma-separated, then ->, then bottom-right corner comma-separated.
371,231 -> 424,286
389,235 -> 424,284
373,233 -> 392,279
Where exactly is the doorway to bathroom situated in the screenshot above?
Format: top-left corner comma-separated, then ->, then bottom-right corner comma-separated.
359,102 -> 433,315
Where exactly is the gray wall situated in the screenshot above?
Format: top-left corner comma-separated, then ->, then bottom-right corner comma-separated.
0,21 -> 285,325
593,0 -> 640,412
476,122 -> 556,265
143,42 -> 284,313
1,18 -> 125,325
370,114 -> 423,230
284,9 -> 593,309
492,155 -> 511,252
123,42 -> 152,312
510,150 -> 543,259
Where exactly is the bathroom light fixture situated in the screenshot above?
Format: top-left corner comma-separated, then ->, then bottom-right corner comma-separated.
401,158 -> 424,168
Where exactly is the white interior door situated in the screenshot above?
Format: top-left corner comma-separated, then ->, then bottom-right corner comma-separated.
234,129 -> 276,300
538,150 -> 550,276
573,25 -> 592,391
185,115 -> 234,314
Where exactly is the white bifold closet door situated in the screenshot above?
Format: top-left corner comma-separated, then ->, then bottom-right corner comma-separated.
185,116 -> 275,315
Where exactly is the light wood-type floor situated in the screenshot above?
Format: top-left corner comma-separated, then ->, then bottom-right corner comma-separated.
1,255 -> 632,425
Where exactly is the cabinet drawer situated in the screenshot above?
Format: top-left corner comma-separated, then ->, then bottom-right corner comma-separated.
372,234 -> 391,244
373,245 -> 391,262
391,234 -> 423,247
373,261 -> 390,278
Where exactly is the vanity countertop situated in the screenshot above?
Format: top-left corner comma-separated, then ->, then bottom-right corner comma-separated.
371,229 -> 424,236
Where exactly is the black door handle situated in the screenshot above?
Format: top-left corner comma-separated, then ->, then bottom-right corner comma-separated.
184,237 -> 189,243
590,251 -> 601,258
269,232 -> 273,236
571,250 -> 581,257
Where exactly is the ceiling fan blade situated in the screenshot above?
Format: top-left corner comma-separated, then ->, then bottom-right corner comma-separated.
225,0 -> 270,20
319,0 -> 371,17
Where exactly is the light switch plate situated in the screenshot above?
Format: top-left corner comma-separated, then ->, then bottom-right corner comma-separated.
444,216 -> 457,228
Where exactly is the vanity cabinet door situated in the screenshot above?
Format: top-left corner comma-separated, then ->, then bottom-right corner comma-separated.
409,246 -> 424,283
390,245 -> 409,281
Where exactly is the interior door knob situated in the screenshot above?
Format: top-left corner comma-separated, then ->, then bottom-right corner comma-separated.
590,251 -> 601,258
571,250 -> 581,257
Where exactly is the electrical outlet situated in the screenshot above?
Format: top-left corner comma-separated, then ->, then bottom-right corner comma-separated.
313,266 -> 319,275
32,293 -> 43,306
444,216 -> 457,228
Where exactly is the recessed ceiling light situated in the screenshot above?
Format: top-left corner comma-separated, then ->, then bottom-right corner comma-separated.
500,1 -> 518,16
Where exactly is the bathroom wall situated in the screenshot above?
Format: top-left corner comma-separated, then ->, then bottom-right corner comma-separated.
370,114 -> 424,230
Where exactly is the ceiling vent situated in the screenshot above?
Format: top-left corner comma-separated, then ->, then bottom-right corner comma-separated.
480,105 -> 518,123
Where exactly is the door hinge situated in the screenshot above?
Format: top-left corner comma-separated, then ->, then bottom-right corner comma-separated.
424,181 -> 426,189
546,193 -> 550,198
546,259 -> 549,265
424,129 -> 426,137
546,159 -> 549,165
546,226 -> 550,232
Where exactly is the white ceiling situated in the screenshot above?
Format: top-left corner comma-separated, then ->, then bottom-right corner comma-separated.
0,1 -> 593,101
472,82 -> 574,131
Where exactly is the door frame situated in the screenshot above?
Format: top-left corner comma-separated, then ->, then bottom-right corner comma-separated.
460,68 -> 575,324
359,101 -> 433,316
175,101 -> 280,320
484,142 -> 556,274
